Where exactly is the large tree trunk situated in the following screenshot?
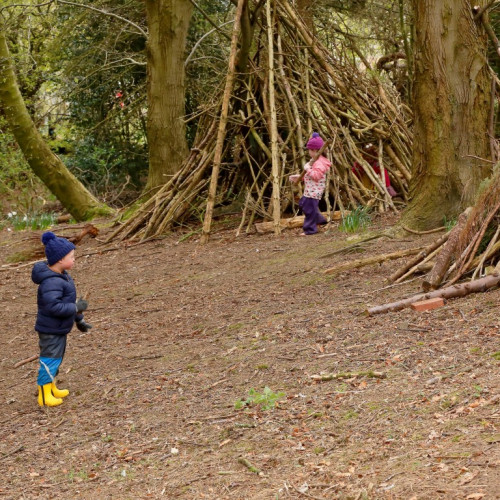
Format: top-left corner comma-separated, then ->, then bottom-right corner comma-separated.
0,31 -> 111,221
402,0 -> 492,229
144,0 -> 193,192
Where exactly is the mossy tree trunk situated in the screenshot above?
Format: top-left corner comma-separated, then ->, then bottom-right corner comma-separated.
144,0 -> 193,192
0,31 -> 112,221
402,0 -> 492,230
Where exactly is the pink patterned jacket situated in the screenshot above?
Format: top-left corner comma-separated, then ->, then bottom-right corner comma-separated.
303,156 -> 331,200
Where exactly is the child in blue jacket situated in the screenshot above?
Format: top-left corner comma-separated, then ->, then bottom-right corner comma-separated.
32,232 -> 92,407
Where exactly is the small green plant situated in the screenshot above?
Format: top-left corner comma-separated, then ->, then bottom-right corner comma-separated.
68,469 -> 89,481
342,409 -> 359,420
5,211 -> 56,231
443,215 -> 457,231
234,386 -> 285,411
473,384 -> 483,398
491,351 -> 500,360
339,206 -> 371,233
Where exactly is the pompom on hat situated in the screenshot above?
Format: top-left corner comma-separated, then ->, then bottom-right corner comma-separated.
41,232 -> 76,266
306,132 -> 324,150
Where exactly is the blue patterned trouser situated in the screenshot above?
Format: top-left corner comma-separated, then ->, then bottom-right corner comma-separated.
37,333 -> 67,386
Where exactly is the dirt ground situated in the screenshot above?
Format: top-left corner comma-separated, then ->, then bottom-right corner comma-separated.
0,214 -> 499,500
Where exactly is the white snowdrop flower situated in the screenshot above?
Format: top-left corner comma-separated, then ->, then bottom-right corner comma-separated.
7,228 -> 12,232
12,211 -> 16,216
23,215 -> 27,221
7,212 -> 12,218
170,447 -> 179,455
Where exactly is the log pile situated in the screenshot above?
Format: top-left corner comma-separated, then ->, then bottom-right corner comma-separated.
107,0 -> 412,242
366,171 -> 500,313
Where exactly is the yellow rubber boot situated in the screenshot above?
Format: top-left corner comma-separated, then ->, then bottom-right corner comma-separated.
51,381 -> 69,398
39,383 -> 63,407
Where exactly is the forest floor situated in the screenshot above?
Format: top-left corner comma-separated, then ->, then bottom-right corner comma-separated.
0,213 -> 499,500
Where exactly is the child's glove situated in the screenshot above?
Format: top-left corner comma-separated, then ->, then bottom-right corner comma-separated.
76,298 -> 88,313
76,319 -> 92,332
304,164 -> 311,172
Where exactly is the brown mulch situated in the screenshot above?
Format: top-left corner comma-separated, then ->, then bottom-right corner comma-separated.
0,214 -> 499,499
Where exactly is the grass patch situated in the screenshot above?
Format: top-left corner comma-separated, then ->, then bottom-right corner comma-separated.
339,206 -> 371,233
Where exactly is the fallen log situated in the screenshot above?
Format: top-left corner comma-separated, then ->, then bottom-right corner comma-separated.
254,211 -> 343,234
323,246 -> 425,275
367,271 -> 500,316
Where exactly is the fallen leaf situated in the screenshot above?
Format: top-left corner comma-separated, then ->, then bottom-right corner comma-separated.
459,470 -> 479,485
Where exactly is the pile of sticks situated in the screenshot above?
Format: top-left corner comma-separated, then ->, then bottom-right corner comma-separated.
388,169 -> 500,290
364,175 -> 500,314
108,0 -> 412,242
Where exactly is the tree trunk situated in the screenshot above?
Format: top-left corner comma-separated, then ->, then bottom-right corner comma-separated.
144,0 -> 193,192
402,0 -> 492,229
0,31 -> 111,221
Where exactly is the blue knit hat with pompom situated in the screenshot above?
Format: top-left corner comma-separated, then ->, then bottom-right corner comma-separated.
41,232 -> 76,266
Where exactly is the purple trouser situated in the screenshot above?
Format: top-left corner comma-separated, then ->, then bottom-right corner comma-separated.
299,196 -> 326,234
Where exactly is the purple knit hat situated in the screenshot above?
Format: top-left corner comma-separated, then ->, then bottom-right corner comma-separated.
306,132 -> 324,150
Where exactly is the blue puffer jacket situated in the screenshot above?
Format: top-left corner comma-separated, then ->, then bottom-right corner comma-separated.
32,261 -> 82,335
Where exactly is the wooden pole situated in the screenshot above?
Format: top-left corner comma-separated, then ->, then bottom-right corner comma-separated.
200,0 -> 245,244
267,0 -> 282,235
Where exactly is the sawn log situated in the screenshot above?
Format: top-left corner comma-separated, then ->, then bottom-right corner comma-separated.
255,211 -> 343,234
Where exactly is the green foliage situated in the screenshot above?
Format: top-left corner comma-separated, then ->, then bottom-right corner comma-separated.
340,206 -> 371,233
62,137 -> 147,202
0,117 -> 53,214
3,211 -> 56,231
443,215 -> 457,231
234,386 -> 285,411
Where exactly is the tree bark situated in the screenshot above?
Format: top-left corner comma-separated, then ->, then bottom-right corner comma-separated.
0,31 -> 111,221
144,0 -> 193,192
401,0 -> 492,229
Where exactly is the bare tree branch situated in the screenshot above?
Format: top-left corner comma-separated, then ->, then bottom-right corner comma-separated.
185,20 -> 233,67
56,0 -> 147,38
473,0 -> 500,20
187,0 -> 231,41
0,1 -> 54,15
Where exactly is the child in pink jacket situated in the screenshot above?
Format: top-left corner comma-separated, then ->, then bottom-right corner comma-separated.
297,133 -> 331,235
